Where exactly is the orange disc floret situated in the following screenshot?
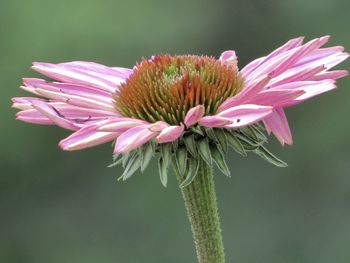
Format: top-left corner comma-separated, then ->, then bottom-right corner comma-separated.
115,55 -> 243,125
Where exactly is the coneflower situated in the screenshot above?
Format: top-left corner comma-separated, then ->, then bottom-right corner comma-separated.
13,36 -> 348,263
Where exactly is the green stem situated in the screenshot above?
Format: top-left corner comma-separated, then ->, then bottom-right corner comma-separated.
175,160 -> 225,263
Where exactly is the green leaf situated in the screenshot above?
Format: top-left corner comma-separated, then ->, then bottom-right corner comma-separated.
254,145 -> 288,167
197,138 -> 212,165
122,151 -> 136,168
204,127 -> 218,142
180,158 -> 200,188
172,139 -> 178,153
140,142 -> 154,172
254,122 -> 265,131
251,125 -> 268,142
214,129 -> 228,153
191,126 -> 204,136
158,157 -> 168,187
161,143 -> 172,167
235,133 -> 260,151
120,153 -> 141,181
112,153 -> 120,162
224,130 -> 247,156
108,157 -> 122,168
183,135 -> 197,157
107,154 -> 122,168
240,126 -> 258,141
211,144 -> 231,177
175,146 -> 187,176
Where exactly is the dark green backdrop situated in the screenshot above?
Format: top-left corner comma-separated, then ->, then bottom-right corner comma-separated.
1,0 -> 349,262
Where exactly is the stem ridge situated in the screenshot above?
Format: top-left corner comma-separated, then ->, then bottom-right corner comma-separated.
175,160 -> 225,263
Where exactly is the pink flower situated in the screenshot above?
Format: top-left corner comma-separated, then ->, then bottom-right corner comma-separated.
13,36 -> 348,155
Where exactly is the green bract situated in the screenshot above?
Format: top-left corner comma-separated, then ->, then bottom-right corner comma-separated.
110,124 -> 287,187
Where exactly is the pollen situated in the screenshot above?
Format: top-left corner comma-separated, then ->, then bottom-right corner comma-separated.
114,55 -> 243,125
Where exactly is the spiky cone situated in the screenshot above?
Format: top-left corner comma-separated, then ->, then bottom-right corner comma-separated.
13,36 -> 348,262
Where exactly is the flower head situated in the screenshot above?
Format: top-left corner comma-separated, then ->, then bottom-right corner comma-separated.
13,36 -> 348,186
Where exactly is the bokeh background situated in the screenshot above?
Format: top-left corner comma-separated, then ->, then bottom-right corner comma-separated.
1,0 -> 349,262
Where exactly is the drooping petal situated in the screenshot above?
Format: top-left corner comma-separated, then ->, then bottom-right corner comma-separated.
30,100 -> 81,131
23,78 -> 113,99
59,125 -> 120,151
16,110 -> 54,125
13,98 -> 116,126
33,88 -> 115,112
114,125 -> 157,153
263,108 -> 293,145
16,108 -> 111,126
14,99 -> 118,117
198,116 -> 233,127
184,105 -> 205,127
12,97 -> 47,110
218,104 -> 273,128
156,124 -> 185,143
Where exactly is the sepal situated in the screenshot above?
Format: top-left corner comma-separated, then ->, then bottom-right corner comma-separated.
180,157 -> 200,188
109,121 -> 287,187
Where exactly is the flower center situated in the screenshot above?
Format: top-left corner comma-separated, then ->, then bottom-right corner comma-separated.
115,55 -> 243,125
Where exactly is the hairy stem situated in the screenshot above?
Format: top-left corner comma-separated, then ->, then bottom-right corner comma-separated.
175,160 -> 225,263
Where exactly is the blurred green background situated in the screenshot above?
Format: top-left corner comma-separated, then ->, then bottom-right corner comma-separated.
1,0 -> 349,262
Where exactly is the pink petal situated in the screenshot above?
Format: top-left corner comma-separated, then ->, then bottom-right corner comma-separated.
149,121 -> 171,132
269,65 -> 325,87
242,36 -> 330,84
294,46 -> 347,68
97,117 -> 149,132
23,78 -> 113,99
16,110 -> 54,125
218,104 -> 273,128
32,62 -> 128,93
219,74 -> 273,111
263,108 -> 292,145
219,50 -> 238,70
247,89 -> 305,107
310,70 -> 348,81
59,61 -> 132,83
114,125 -> 157,153
14,99 -> 116,126
16,108 -> 111,127
184,105 -> 205,127
59,125 -> 120,151
269,80 -> 336,106
270,36 -> 330,77
156,124 -> 185,143
294,80 -> 336,102
198,116 -> 233,127
48,103 -> 119,118
34,88 -> 115,112
12,97 -> 47,110
241,36 -> 304,76
31,100 -> 80,131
